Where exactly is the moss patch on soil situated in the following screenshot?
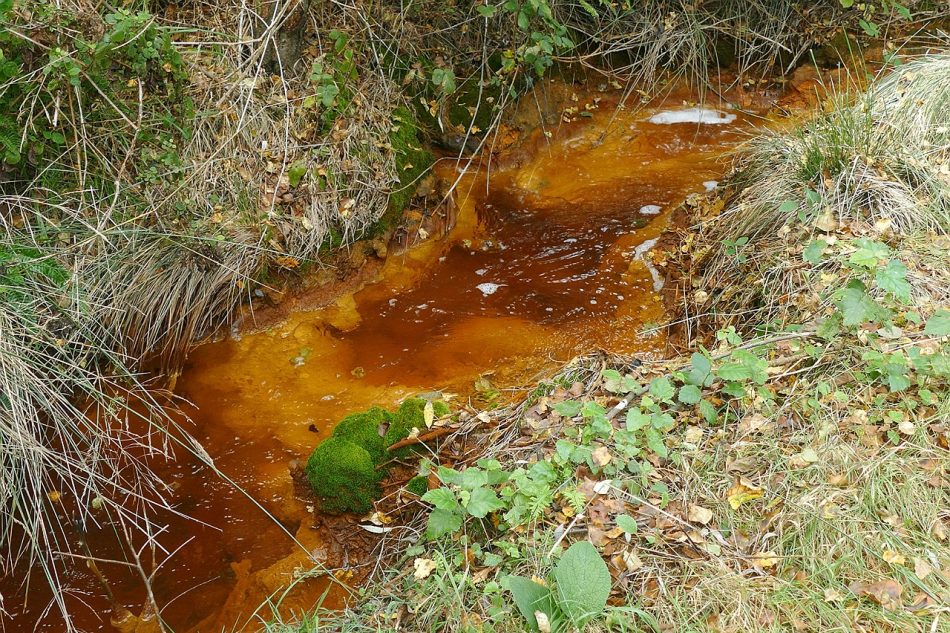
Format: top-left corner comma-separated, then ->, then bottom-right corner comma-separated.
304,437 -> 382,514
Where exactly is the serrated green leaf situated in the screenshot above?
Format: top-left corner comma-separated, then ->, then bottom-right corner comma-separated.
426,507 -> 462,538
924,309 -> 950,336
875,260 -> 911,303
699,399 -> 717,424
649,377 -> 675,402
848,239 -> 890,269
677,385 -> 702,405
644,427 -> 668,459
626,409 -> 650,432
836,280 -> 888,326
421,487 -> 460,511
465,486 -> 505,518
686,352 -> 712,386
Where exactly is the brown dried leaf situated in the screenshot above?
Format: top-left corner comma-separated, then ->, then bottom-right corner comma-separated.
848,579 -> 903,611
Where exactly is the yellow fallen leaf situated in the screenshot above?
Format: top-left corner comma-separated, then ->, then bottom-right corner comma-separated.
882,550 -> 906,566
752,550 -> 779,569
413,557 -> 437,580
423,400 -> 434,428
727,478 -> 763,510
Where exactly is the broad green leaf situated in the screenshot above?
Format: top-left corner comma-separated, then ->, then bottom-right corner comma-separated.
616,514 -> 638,534
778,199 -> 799,214
803,239 -> 827,264
426,508 -> 462,538
421,487 -> 459,511
553,541 -> 611,628
602,369 -> 623,393
678,385 -> 702,405
686,352 -> 712,386
626,409 -> 650,432
644,427 -> 668,459
875,260 -> 911,303
848,239 -> 890,269
466,486 -> 505,518
836,280 -> 888,326
553,400 -> 582,417
503,575 -> 558,632
924,309 -> 950,336
699,399 -> 718,424
649,377 -> 675,402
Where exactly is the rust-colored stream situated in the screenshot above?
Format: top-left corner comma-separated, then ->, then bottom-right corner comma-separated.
4,92 -> 752,632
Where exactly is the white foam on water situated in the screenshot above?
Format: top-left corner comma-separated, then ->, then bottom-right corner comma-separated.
703,180 -> 719,191
647,108 -> 737,125
634,238 -> 659,259
476,283 -> 503,296
639,204 -> 663,215
631,238 -> 664,291
475,268 -> 488,276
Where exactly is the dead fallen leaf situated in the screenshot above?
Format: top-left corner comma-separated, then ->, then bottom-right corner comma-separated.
727,478 -> 763,510
849,579 -> 903,611
913,557 -> 933,580
620,549 -> 643,572
688,504 -> 714,525
592,446 -> 612,467
413,558 -> 437,580
738,413 -> 769,435
882,550 -> 906,566
535,611 -> 552,633
824,587 -> 845,602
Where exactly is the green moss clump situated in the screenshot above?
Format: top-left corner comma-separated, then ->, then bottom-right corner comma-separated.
405,475 -> 429,497
387,106 -> 434,219
383,398 -> 450,458
332,406 -> 391,464
305,437 -> 382,514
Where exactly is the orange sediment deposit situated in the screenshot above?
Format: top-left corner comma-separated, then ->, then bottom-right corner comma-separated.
2,87 -> 761,632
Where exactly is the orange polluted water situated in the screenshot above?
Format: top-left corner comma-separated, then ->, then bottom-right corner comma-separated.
4,96 -> 750,632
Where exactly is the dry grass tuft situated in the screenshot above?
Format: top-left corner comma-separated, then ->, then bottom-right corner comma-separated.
691,50 -> 950,329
